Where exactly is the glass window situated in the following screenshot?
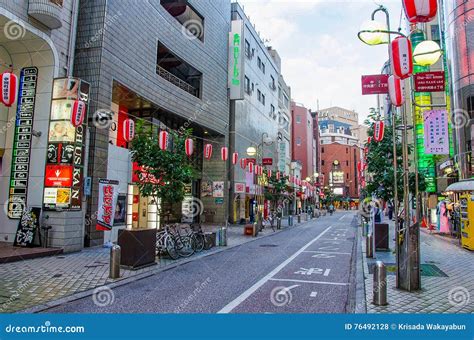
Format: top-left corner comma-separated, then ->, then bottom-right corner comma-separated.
161,1 -> 205,42
245,39 -> 251,58
296,137 -> 302,146
257,57 -> 262,69
296,116 -> 301,124
257,89 -> 261,102
262,94 -> 265,105
262,63 -> 266,74
245,76 -> 251,94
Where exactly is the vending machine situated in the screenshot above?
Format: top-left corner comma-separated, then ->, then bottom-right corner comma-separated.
459,194 -> 474,251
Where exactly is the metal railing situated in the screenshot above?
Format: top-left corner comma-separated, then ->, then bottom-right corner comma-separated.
156,65 -> 198,97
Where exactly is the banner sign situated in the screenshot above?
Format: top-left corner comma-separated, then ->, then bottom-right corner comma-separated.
424,110 -> 449,155
96,179 -> 120,231
213,181 -> 225,198
228,20 -> 244,100
234,182 -> 246,193
361,74 -> 389,95
13,207 -> 42,247
8,67 -> 38,219
262,158 -> 273,166
43,78 -> 90,211
414,71 -> 445,92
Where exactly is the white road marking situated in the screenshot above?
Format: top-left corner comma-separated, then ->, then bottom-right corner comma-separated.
268,278 -> 349,286
303,251 -> 352,255
310,291 -> 318,298
217,226 -> 333,313
311,254 -> 336,259
338,215 -> 347,221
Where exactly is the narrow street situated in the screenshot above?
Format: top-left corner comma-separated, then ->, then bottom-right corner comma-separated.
46,212 -> 358,314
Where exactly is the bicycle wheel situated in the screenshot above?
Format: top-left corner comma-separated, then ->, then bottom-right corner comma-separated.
165,235 -> 180,260
177,236 -> 195,258
192,233 -> 205,252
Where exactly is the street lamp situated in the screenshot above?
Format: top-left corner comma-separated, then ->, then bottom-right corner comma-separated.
358,20 -> 389,45
246,146 -> 257,157
413,40 -> 442,66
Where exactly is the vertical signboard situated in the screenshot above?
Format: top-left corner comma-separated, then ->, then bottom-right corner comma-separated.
43,78 -> 90,211
228,20 -> 244,100
96,179 -> 119,231
8,67 -> 38,219
424,110 -> 449,155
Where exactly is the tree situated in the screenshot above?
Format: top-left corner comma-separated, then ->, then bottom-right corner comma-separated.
264,173 -> 289,217
129,121 -> 195,218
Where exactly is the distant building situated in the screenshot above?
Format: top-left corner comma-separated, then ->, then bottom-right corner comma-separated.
291,102 -> 316,180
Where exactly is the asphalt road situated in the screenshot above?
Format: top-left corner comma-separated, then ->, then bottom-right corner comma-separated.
47,211 -> 359,314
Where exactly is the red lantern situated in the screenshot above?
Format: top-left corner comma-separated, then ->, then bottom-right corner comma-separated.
248,162 -> 254,173
159,130 -> 169,150
71,100 -> 87,128
267,169 -> 272,178
232,152 -> 238,165
390,37 -> 413,79
260,166 -> 264,176
185,138 -> 194,157
204,144 -> 213,160
255,165 -> 260,175
122,118 -> 135,142
374,121 -> 385,142
388,75 -> 405,107
240,158 -> 247,169
276,171 -> 280,180
1,72 -> 17,107
367,136 -> 372,144
403,0 -> 437,23
221,147 -> 228,161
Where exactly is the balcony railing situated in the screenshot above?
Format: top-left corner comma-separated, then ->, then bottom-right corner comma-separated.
28,0 -> 62,29
156,65 -> 199,98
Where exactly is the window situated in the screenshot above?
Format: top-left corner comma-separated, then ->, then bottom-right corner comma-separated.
322,147 -> 324,153
161,1 -> 205,42
346,161 -> 349,166
257,57 -> 262,69
244,76 -> 251,95
245,39 -> 251,58
296,137 -> 302,146
346,148 -> 348,154
262,94 -> 265,106
257,89 -> 262,102
262,63 -> 265,74
346,173 -> 349,180
322,160 -> 325,166
270,104 -> 275,117
431,25 -> 440,45
271,75 -> 276,90
296,116 -> 301,124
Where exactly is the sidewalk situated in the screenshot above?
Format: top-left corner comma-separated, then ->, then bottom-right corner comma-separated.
361,218 -> 473,313
0,216 -> 303,313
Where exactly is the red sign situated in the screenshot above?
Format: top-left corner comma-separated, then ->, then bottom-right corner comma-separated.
262,158 -> 273,166
246,158 -> 256,164
45,165 -> 73,187
414,71 -> 445,92
361,74 -> 389,95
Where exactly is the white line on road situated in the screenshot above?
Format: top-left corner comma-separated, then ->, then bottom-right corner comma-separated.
268,278 -> 349,286
338,214 -> 347,221
217,226 -> 333,313
302,251 -> 352,255
310,292 -> 318,298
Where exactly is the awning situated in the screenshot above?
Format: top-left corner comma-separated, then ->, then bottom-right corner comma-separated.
445,180 -> 474,192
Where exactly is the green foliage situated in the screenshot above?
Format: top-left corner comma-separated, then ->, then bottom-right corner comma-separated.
129,120 -> 195,209
264,173 -> 289,214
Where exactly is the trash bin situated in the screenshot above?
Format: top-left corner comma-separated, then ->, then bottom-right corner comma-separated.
216,227 -> 227,246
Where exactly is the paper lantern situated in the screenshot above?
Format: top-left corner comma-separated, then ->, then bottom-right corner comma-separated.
232,152 -> 238,165
122,118 -> 135,142
185,138 -> 194,156
267,170 -> 272,178
276,171 -> 280,180
367,136 -> 372,144
388,75 -> 405,107
403,0 -> 437,23
248,162 -> 254,173
374,121 -> 385,142
159,131 -> 169,150
204,144 -> 213,160
1,72 -> 17,107
71,100 -> 87,128
255,165 -> 260,175
240,158 -> 246,169
390,37 -> 413,79
221,147 -> 228,161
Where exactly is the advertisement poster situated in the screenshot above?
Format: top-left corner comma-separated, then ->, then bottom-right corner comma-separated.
213,181 -> 225,198
201,181 -> 213,197
13,207 -> 42,247
96,179 -> 120,231
424,110 -> 449,155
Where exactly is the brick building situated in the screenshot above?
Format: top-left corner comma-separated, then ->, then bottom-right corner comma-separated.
291,102 -> 316,180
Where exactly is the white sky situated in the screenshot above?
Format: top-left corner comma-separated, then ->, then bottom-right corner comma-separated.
235,0 -> 404,123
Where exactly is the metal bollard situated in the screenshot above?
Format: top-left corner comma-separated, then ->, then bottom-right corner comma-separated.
297,214 -> 301,223
222,227 -> 227,246
373,261 -> 388,306
109,245 -> 121,279
277,217 -> 281,229
366,233 -> 373,258
288,215 -> 293,227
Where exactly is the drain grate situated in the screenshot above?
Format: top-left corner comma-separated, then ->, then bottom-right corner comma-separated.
259,244 -> 279,248
368,263 -> 448,277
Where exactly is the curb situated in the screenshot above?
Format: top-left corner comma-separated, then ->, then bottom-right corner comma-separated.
19,217 -> 320,313
354,221 -> 368,313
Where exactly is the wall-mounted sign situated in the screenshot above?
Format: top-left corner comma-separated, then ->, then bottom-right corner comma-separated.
228,20 -> 244,100
424,110 -> 449,155
96,179 -> 119,231
43,77 -> 90,211
262,158 -> 273,166
7,67 -> 39,219
234,182 -> 246,193
361,74 -> 389,95
213,181 -> 224,198
414,71 -> 445,92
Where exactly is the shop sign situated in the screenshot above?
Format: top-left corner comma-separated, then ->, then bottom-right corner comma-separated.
96,179 -> 119,231
262,158 -> 273,166
361,74 -> 389,95
246,158 -> 256,164
228,20 -> 244,100
439,160 -> 453,171
213,181 -> 224,198
43,77 -> 90,211
8,67 -> 38,219
215,198 -> 224,205
424,110 -> 449,155
414,71 -> 445,93
13,207 -> 41,247
234,182 -> 246,194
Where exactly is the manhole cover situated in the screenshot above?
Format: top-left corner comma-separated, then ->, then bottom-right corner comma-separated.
260,244 -> 279,248
368,263 -> 448,277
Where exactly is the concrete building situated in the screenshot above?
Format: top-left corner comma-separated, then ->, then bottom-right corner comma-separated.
318,106 -> 368,146
291,101 -> 316,180
229,2 -> 281,223
0,0 -> 83,252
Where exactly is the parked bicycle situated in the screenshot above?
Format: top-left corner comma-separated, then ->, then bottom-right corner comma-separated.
156,223 -> 205,260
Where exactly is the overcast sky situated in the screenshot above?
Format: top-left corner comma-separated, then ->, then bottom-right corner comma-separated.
235,0 -> 404,123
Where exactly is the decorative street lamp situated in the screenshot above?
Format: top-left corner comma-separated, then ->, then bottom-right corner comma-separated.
358,20 -> 389,46
246,146 -> 257,157
413,40 -> 442,66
